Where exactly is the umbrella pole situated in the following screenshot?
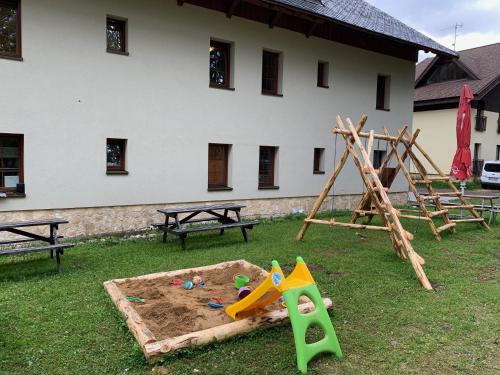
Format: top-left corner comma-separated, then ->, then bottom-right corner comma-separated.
460,181 -> 466,218
460,181 -> 466,196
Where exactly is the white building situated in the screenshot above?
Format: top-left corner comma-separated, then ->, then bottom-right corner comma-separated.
0,0 -> 454,237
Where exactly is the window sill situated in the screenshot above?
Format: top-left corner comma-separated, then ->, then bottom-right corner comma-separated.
209,85 -> 235,91
317,85 -> 329,89
376,108 -> 390,112
106,49 -> 130,56
207,186 -> 233,192
261,92 -> 283,97
313,171 -> 325,174
0,192 -> 26,198
0,54 -> 23,62
106,170 -> 129,175
258,185 -> 279,190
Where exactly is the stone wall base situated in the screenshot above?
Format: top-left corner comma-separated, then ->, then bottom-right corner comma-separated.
0,192 -> 407,239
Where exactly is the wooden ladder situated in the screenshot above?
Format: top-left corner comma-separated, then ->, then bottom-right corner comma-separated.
400,132 -> 489,231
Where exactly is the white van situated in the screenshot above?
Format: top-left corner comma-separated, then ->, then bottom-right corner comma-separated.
480,161 -> 500,189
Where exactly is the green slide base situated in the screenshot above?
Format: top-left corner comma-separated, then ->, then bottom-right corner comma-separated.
283,284 -> 342,374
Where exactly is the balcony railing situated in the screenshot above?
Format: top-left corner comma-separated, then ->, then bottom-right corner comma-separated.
475,115 -> 487,132
472,159 -> 484,176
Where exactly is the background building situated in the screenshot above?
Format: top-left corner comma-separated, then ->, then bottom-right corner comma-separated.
413,43 -> 500,176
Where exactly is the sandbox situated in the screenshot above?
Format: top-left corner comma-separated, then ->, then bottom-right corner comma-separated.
104,260 -> 332,362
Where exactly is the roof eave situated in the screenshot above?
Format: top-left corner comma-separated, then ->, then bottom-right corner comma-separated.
260,0 -> 457,58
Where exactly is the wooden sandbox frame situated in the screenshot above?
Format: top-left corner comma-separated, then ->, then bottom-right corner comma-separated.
104,260 -> 333,363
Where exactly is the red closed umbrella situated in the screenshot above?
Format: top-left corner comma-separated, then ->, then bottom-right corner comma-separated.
451,84 -> 473,181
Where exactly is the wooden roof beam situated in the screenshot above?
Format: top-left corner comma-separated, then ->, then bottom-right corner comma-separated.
269,10 -> 282,28
306,21 -> 320,38
226,0 -> 241,18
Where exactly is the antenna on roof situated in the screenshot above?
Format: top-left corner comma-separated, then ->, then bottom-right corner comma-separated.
441,22 -> 463,51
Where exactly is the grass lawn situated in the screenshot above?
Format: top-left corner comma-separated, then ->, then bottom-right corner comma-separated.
0,213 -> 499,375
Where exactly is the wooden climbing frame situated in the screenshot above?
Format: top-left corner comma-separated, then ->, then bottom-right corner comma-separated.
297,114 -> 489,290
297,115 -> 432,290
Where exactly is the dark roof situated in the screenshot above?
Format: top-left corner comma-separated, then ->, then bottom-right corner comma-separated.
270,0 -> 456,56
415,42 -> 500,103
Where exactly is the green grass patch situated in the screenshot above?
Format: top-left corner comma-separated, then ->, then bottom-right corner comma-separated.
0,215 -> 499,374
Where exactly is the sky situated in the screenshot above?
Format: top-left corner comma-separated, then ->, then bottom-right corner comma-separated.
367,0 -> 500,60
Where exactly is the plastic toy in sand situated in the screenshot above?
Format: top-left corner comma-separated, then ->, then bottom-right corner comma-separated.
208,297 -> 223,309
234,274 -> 250,289
225,257 -> 342,374
237,286 -> 252,299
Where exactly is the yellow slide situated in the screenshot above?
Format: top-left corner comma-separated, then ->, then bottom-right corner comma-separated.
225,258 -> 315,320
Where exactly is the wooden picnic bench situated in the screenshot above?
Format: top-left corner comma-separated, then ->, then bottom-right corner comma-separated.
0,219 -> 74,272
156,203 -> 258,249
462,194 -> 499,224
409,193 -> 499,224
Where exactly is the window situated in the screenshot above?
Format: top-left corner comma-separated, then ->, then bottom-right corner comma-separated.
0,133 -> 23,192
259,146 -> 278,188
317,61 -> 329,88
208,143 -> 230,189
313,148 -> 325,174
373,150 -> 386,170
496,145 -> 500,160
106,16 -> 127,54
209,40 -> 232,89
106,138 -> 127,174
484,162 -> 500,172
0,0 -> 21,60
424,61 -> 468,85
376,75 -> 390,111
262,51 -> 281,96
475,102 -> 487,131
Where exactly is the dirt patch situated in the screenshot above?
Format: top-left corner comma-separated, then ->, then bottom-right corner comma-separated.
476,265 -> 499,282
116,262 -> 278,340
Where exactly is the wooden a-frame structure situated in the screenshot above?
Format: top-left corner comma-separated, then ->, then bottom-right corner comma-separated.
297,115 -> 490,289
296,115 -> 433,290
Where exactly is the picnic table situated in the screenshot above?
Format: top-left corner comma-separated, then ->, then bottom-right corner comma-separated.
156,203 -> 259,249
0,218 -> 74,271
462,194 -> 499,224
410,192 -> 499,224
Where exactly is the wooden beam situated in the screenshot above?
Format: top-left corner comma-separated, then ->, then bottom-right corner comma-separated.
103,281 -> 158,355
305,218 -> 391,231
332,128 -> 399,142
306,21 -> 319,38
269,10 -> 282,28
226,0 -> 241,18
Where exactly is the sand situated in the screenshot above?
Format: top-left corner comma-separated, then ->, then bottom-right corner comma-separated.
116,262 -> 280,340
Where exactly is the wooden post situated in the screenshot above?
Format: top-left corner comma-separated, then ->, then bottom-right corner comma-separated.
296,115 -> 368,240
345,118 -> 432,290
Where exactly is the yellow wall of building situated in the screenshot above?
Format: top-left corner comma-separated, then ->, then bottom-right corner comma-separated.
412,108 -> 500,175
